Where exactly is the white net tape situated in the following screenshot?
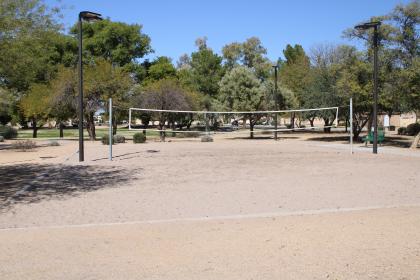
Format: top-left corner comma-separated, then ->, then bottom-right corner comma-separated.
128,106 -> 340,136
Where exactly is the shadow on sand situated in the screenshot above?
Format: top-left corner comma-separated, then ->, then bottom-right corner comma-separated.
305,134 -> 412,148
0,164 -> 139,210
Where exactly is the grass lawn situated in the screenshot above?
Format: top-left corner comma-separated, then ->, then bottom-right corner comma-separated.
16,127 -> 181,139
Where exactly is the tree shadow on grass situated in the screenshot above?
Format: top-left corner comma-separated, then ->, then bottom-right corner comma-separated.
0,143 -> 13,150
305,135 -> 351,142
305,135 -> 413,148
225,135 -> 301,140
0,164 -> 140,211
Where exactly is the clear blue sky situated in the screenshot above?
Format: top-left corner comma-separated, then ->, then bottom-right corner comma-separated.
48,0 -> 410,63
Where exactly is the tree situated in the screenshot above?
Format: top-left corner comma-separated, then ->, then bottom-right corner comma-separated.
343,0 -> 420,143
0,88 -> 15,125
219,66 -> 266,138
0,0 -> 63,92
83,59 -> 132,139
70,19 -> 152,68
143,56 -> 176,84
20,83 -> 51,138
222,42 -> 242,69
403,57 -> 420,148
49,66 -> 77,137
222,37 -> 272,80
189,39 -> 224,105
335,50 -> 372,140
0,0 -> 77,128
304,44 -> 348,132
279,44 -> 313,128
51,59 -> 132,140
387,0 -> 420,66
134,79 -> 191,141
280,44 -> 312,99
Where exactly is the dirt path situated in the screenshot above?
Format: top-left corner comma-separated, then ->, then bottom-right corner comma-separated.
0,137 -> 419,279
1,207 -> 419,280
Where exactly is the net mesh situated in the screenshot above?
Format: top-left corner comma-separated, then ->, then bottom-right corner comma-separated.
128,107 -> 340,139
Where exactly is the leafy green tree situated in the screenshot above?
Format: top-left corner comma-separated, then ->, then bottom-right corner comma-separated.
0,0 -> 76,127
222,37 -> 272,80
71,19 -> 152,67
83,59 -> 132,138
280,44 -> 312,99
343,0 -> 419,142
20,83 -> 51,138
334,50 -> 372,140
189,38 -> 224,106
0,1 -> 61,90
0,88 -> 14,125
133,78 -> 191,141
143,56 -> 176,84
51,59 -> 132,140
279,44 -> 313,127
219,66 -> 266,138
303,44 -> 348,131
49,66 -> 77,137
386,0 -> 419,66
403,57 -> 420,148
222,42 -> 242,69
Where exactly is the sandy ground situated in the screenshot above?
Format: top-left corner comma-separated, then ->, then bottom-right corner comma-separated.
0,134 -> 419,279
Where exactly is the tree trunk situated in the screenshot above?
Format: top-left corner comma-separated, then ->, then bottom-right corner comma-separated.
86,112 -> 96,140
171,121 -> 176,137
367,111 -> 374,133
112,118 -> 117,135
59,122 -> 64,138
410,132 -> 420,149
309,117 -> 315,128
323,118 -> 331,133
353,116 -> 370,142
345,118 -> 348,133
159,122 -> 166,142
249,117 -> 255,139
32,118 -> 38,138
290,112 -> 295,129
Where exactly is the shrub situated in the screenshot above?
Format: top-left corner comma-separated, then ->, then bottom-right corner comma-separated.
261,130 -> 273,135
0,136 -> 4,142
12,140 -> 36,151
175,131 -> 201,138
48,140 -> 60,146
0,125 -> 17,139
389,125 -> 396,131
101,134 -> 115,145
133,132 -> 146,143
201,135 -> 213,142
113,135 -> 126,143
406,123 -> 420,136
398,127 -> 407,135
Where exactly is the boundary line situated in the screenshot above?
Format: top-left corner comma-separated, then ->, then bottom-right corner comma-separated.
1,204 -> 419,232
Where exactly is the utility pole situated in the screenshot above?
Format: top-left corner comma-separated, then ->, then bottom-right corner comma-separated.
355,21 -> 381,154
78,13 -> 84,162
272,65 -> 279,141
78,11 -> 103,162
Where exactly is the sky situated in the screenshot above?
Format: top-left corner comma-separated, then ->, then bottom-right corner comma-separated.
47,0 -> 411,63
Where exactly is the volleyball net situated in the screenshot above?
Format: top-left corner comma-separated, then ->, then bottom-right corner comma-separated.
127,106 -> 340,139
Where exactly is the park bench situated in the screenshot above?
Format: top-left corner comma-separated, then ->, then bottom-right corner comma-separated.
364,130 -> 385,146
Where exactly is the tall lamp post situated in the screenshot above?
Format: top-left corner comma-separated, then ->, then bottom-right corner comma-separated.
272,65 -> 279,141
355,21 -> 381,154
78,11 -> 103,162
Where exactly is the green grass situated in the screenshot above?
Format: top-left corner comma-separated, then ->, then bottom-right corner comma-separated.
16,127 -> 180,139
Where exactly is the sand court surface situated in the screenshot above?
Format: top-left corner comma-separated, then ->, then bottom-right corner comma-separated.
1,136 -> 420,279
